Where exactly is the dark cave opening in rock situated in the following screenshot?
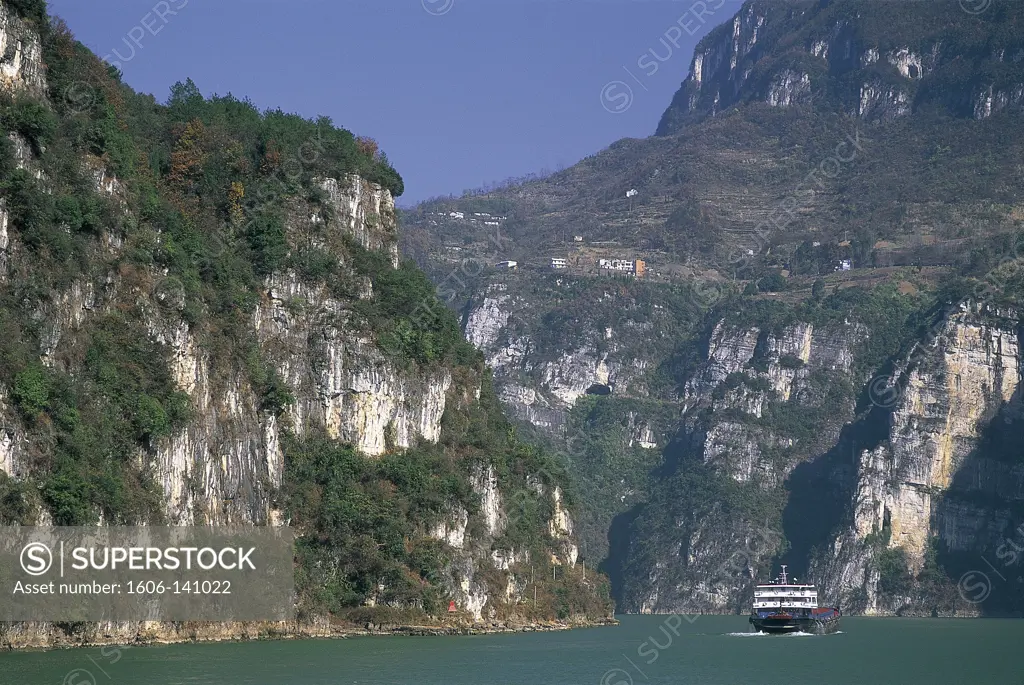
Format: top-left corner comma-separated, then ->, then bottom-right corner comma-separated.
585,383 -> 611,396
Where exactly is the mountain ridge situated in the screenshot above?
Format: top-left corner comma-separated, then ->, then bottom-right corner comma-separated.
406,0 -> 1024,617
0,0 -> 612,648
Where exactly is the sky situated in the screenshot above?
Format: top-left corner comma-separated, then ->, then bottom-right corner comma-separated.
46,0 -> 738,206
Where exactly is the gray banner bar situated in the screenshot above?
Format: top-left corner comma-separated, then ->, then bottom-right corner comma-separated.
0,527 -> 295,621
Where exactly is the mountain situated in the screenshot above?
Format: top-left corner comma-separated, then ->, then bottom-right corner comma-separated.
0,0 -> 611,648
657,0 -> 1024,134
403,0 -> 1024,616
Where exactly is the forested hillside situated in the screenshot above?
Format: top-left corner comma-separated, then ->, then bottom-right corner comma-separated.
0,0 -> 611,647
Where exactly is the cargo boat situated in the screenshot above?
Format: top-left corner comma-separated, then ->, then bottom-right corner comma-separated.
749,566 -> 840,634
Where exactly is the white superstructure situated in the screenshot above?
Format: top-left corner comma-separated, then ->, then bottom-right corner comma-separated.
752,565 -> 819,611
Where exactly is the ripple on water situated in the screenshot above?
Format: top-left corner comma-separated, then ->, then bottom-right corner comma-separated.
725,631 -> 839,637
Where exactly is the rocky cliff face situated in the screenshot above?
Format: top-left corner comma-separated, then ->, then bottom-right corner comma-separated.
0,3 -> 46,99
612,299 -> 1024,616
0,164 -> 443,527
454,260 -> 1024,617
0,0 -> 609,644
461,279 -> 698,433
817,302 -> 1024,615
657,0 -> 1024,136
618,314 -> 865,613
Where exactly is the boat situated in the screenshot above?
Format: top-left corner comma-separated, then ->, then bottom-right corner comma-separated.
749,565 -> 841,634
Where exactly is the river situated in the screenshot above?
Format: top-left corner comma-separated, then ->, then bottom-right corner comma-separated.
3,616 -> 1019,684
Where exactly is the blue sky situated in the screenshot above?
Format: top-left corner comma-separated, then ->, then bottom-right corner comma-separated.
46,0 -> 737,205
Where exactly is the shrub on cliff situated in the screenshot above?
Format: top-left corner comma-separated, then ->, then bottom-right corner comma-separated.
6,0 -> 46,24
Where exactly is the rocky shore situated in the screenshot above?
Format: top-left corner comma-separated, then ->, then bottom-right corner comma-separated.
0,616 -> 619,651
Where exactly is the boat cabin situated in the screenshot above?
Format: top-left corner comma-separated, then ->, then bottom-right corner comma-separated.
752,565 -> 818,618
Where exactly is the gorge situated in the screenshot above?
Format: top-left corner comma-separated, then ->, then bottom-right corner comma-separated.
404,0 -> 1024,618
1,0 -> 1024,658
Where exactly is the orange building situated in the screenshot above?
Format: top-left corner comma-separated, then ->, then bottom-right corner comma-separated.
634,259 -> 645,278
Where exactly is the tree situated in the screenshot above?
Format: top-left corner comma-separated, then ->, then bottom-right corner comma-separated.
167,119 -> 208,195
356,136 -> 379,160
757,272 -> 788,292
7,0 -> 47,24
167,78 -> 205,122
13,364 -> 50,416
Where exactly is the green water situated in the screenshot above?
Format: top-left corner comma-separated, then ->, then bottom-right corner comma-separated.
2,616 -> 1019,684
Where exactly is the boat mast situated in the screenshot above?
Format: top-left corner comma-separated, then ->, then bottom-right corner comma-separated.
779,565 -> 788,584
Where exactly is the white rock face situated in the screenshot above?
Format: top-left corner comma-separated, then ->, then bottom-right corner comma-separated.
543,346 -> 615,407
820,303 -> 1022,613
858,82 -> 911,119
39,280 -> 97,362
0,388 -> 20,477
766,70 -> 811,108
473,464 -> 505,538
429,506 -> 469,550
855,304 -> 1019,566
690,52 -> 704,85
317,336 -> 452,456
491,548 -> 529,571
0,3 -> 47,97
548,486 -> 579,567
465,286 -> 510,350
674,4 -> 763,119
684,319 -> 861,485
888,48 -> 923,79
0,199 -> 8,281
627,413 -> 658,450
454,556 -> 491,621
318,175 -> 399,266
973,84 -> 1024,120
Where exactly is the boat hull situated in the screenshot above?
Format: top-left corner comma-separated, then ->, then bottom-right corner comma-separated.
749,615 -> 841,635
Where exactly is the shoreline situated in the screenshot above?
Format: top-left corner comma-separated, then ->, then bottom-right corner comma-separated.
0,616 -> 620,652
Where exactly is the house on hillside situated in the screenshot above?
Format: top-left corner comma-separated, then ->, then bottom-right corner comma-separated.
550,258 -> 568,270
496,260 -> 518,271
598,258 -> 645,277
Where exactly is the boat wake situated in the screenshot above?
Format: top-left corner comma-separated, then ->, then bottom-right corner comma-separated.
726,631 -> 831,637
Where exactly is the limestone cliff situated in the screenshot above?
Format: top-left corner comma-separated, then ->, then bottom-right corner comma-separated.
461,278 -> 697,434
657,0 -> 1024,136
0,0 -> 610,646
454,261 -> 1024,618
816,302 -> 1024,615
618,314 -> 865,613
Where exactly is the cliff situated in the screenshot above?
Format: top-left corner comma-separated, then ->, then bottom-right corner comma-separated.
656,0 -> 1024,135
0,0 -> 611,648
398,0 -> 1024,617
814,302 -> 1024,616
455,264 -> 1024,617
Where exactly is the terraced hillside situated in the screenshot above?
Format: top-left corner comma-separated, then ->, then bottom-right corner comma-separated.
404,0 -> 1024,617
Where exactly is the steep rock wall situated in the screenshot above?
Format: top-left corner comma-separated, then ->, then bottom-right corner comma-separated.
819,302 -> 1024,615
619,318 -> 863,613
0,0 -> 610,646
0,2 -> 46,98
656,0 -> 1024,135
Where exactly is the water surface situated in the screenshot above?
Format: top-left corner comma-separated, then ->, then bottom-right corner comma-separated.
3,616 -> 1018,684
